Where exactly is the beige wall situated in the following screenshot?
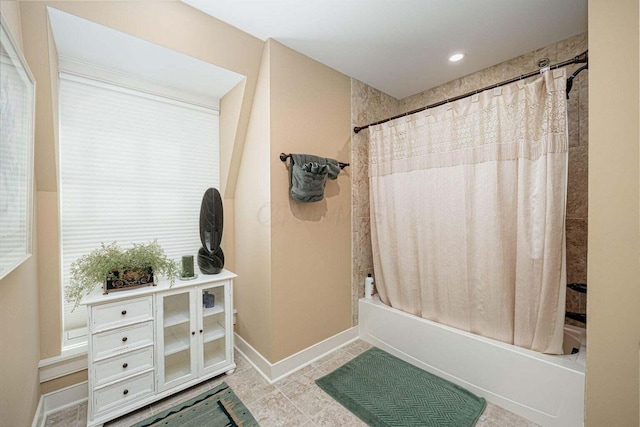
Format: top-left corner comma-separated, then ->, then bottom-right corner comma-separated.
235,40 -> 353,363
269,40 -> 352,361
234,41 -> 273,359
586,0 -> 640,425
0,2 -> 42,426
18,2 -> 264,366
220,79 -> 248,199
220,79 -> 248,273
0,258 -> 41,427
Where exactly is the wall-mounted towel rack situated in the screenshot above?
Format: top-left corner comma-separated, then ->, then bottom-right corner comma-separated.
565,282 -> 587,324
279,153 -> 349,169
567,283 -> 587,294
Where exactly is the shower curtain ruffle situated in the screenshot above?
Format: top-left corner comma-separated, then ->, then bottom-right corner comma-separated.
369,133 -> 567,176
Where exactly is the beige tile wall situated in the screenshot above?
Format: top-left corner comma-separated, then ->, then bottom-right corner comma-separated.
351,32 -> 588,327
350,80 -> 399,324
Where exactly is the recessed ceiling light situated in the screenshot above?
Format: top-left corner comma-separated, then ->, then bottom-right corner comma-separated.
449,53 -> 465,62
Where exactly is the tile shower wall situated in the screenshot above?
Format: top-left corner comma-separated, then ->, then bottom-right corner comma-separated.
350,80 -> 399,325
351,33 -> 588,327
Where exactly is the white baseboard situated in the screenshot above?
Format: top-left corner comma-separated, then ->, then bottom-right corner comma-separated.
32,381 -> 88,427
234,326 -> 359,384
234,336 -> 274,383
32,394 -> 45,427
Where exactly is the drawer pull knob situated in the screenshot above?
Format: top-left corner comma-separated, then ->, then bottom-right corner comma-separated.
122,337 -> 128,342
123,389 -> 129,395
121,310 -> 127,315
122,363 -> 128,368
191,331 -> 195,336
199,329 -> 203,333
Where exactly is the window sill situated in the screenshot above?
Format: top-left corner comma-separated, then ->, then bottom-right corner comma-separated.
38,344 -> 88,383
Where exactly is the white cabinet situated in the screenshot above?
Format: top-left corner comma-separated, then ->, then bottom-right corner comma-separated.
156,281 -> 233,392
83,270 -> 236,427
157,289 -> 197,389
87,296 -> 155,421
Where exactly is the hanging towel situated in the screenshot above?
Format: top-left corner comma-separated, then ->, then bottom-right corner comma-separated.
289,154 -> 341,203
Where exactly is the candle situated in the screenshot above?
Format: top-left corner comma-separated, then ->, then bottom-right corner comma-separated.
182,255 -> 194,277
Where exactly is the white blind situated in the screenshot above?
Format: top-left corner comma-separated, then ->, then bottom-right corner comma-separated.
0,29 -> 34,280
60,73 -> 219,346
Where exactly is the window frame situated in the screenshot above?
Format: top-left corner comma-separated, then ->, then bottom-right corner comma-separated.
0,15 -> 36,282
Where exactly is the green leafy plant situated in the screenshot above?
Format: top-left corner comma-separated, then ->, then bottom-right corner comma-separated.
65,241 -> 179,309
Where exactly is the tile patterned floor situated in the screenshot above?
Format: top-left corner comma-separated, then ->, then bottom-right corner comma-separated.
45,340 -> 539,427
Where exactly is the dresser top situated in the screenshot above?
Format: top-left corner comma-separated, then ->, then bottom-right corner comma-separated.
81,268 -> 236,305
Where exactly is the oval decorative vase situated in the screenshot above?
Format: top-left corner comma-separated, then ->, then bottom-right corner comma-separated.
198,246 -> 224,274
197,188 -> 225,274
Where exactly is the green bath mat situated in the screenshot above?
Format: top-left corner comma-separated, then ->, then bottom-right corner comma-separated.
316,347 -> 486,427
131,382 -> 258,427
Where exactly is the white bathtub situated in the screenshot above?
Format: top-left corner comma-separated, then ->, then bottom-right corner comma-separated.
358,296 -> 585,427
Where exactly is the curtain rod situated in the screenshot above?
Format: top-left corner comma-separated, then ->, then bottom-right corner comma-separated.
353,50 -> 588,134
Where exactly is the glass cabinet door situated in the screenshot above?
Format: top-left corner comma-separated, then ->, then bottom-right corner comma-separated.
198,283 -> 229,374
158,290 -> 197,390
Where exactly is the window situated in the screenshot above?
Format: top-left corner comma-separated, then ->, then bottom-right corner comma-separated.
59,73 -> 219,347
0,18 -> 35,280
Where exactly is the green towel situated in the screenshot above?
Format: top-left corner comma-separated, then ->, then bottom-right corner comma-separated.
289,154 -> 341,203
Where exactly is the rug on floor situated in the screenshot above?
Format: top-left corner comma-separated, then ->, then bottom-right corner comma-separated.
131,382 -> 258,427
316,347 -> 487,427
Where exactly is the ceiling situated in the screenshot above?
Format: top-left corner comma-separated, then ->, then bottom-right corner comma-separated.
47,7 -> 245,108
182,0 -> 587,99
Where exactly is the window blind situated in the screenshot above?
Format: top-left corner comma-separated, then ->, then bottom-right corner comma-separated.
0,36 -> 34,280
59,73 -> 219,347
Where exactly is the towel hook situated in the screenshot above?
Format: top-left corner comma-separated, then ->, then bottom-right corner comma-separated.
279,153 -> 291,163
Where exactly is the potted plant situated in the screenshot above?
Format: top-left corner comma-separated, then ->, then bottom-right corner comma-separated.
65,240 -> 179,309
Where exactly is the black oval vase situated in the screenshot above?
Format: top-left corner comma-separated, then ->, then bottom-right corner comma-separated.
197,246 -> 225,275
197,188 -> 225,274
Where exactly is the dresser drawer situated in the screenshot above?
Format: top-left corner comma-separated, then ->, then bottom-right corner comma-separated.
94,371 -> 154,415
91,296 -> 153,331
92,346 -> 154,387
92,321 -> 154,360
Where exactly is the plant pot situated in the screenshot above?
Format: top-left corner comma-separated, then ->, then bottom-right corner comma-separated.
104,267 -> 155,294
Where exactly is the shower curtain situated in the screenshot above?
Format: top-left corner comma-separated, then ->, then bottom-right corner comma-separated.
369,69 -> 568,354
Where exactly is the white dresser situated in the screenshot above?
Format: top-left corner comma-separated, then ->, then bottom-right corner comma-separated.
81,270 -> 236,427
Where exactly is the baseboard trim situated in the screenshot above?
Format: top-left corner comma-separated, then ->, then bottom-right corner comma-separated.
32,381 -> 88,427
32,394 -> 44,427
234,335 -> 274,382
234,326 -> 359,384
